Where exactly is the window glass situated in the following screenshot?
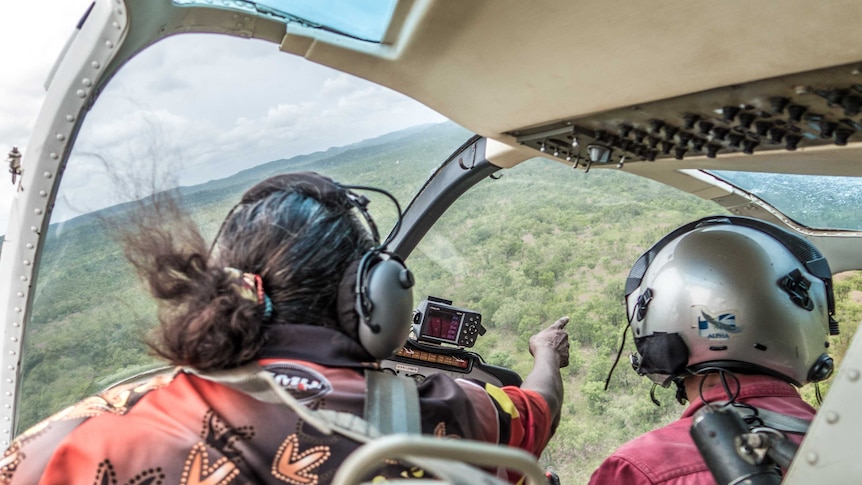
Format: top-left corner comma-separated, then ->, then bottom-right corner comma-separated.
19,32 -> 454,432
709,170 -> 862,231
173,0 -> 397,42
409,159 -> 728,481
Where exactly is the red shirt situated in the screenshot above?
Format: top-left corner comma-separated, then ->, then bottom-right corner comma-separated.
2,326 -> 551,484
589,374 -> 815,485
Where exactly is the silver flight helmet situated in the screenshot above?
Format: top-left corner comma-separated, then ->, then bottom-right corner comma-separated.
624,216 -> 837,387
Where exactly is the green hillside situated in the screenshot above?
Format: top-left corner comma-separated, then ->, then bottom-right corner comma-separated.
18,121 -> 862,484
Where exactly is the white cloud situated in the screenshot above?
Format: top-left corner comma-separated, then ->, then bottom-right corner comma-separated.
6,27 -> 443,227
0,3 -> 448,232
321,74 -> 358,96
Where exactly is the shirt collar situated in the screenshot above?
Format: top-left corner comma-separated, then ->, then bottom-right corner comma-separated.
682,374 -> 801,418
260,324 -> 378,369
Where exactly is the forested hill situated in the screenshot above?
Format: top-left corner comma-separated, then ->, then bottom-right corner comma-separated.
19,121 -> 862,484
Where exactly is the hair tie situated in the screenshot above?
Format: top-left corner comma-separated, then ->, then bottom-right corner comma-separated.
225,267 -> 273,321
261,293 -> 274,320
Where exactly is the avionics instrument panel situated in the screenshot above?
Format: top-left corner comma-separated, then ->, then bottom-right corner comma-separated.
380,297 -> 521,387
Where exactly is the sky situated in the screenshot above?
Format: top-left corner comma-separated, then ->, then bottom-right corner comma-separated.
0,0 -> 446,233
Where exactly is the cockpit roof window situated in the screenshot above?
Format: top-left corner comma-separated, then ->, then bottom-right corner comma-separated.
172,0 -> 398,43
709,170 -> 862,231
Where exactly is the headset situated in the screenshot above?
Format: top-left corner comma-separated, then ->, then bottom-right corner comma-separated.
220,171 -> 415,360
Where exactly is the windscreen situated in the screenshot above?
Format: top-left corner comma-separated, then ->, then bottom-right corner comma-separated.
17,31 -> 460,433
709,170 -> 862,231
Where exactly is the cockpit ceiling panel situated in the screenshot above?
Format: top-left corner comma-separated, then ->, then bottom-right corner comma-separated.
507,62 -> 862,170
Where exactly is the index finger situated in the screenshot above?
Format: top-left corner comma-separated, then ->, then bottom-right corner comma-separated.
551,316 -> 569,329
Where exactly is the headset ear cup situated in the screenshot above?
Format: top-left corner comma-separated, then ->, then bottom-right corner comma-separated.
358,256 -> 415,360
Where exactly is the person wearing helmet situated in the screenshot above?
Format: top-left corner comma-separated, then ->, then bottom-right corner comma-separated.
589,215 -> 837,485
3,172 -> 570,485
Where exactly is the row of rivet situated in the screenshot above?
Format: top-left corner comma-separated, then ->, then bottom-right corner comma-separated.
2,0 -> 120,444
3,0 -> 128,444
803,367 -> 860,466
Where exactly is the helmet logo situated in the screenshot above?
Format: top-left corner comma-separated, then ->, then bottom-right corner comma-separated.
698,310 -> 741,340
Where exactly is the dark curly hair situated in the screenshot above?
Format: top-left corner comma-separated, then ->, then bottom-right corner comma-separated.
120,173 -> 373,371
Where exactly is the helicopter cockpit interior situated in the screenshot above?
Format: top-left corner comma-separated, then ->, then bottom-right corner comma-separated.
3,1 -> 862,482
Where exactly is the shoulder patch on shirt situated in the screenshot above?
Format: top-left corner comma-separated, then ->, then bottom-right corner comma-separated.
263,363 -> 332,402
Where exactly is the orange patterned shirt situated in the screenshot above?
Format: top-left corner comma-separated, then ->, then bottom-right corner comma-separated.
2,326 -> 551,484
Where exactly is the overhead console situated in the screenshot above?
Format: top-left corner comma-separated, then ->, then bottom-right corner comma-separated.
507,62 -> 862,170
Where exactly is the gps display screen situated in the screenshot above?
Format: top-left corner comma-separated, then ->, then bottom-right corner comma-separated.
419,305 -> 464,345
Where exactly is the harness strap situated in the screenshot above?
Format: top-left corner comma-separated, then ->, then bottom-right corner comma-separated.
187,365 -> 424,442
364,369 -> 421,435
711,402 -> 811,435
189,364 -> 526,484
185,364 -> 379,443
734,406 -> 811,435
